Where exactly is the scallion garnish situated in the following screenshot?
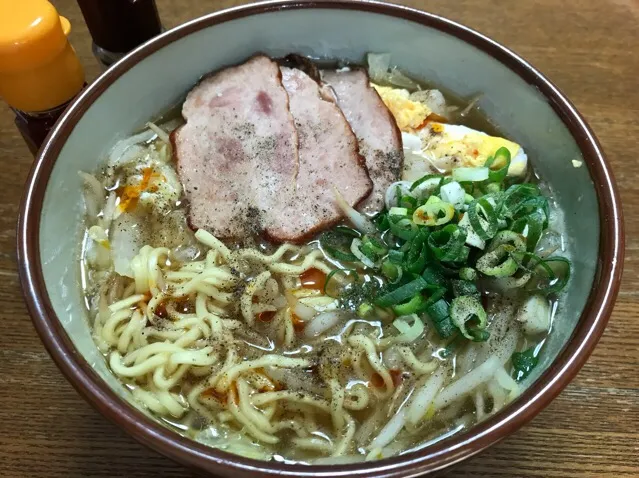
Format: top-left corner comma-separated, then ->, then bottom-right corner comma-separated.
322,163 -> 570,345
459,267 -> 477,281
450,295 -> 489,341
388,215 -> 418,241
467,196 -> 499,240
320,230 -> 359,262
392,293 -> 426,316
476,244 -> 519,277
324,268 -> 360,296
484,146 -> 511,183
427,225 -> 468,262
425,299 -> 456,339
374,276 -> 430,307
381,260 -> 403,283
413,201 -> 455,227
512,347 -> 539,381
410,173 -> 443,192
452,166 -> 490,182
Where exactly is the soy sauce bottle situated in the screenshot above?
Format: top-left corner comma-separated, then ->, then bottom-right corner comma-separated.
0,0 -> 86,156
76,0 -> 163,70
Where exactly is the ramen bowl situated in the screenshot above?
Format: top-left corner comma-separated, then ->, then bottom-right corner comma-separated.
17,1 -> 623,476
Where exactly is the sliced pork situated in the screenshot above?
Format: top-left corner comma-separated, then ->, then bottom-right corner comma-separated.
321,68 -> 403,214
173,55 -> 299,240
268,67 -> 372,242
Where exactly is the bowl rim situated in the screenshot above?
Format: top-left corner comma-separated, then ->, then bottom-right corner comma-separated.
17,0 -> 624,476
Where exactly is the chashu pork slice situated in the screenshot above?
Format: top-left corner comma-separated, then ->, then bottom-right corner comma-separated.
321,68 -> 403,214
267,67 -> 373,242
173,55 -> 299,240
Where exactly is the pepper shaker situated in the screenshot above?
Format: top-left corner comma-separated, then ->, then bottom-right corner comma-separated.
76,0 -> 163,70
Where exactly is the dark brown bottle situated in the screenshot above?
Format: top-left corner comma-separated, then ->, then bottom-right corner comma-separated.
77,0 -> 163,69
13,100 -> 77,156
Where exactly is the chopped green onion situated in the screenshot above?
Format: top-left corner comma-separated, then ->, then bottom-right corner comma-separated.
483,182 -> 503,194
357,302 -> 374,318
457,245 -> 470,263
436,176 -> 453,195
360,235 -> 388,262
425,299 -> 456,339
439,334 -> 463,358
440,181 -> 466,210
413,201 -> 455,227
512,347 -> 539,381
404,229 -> 430,274
350,238 -> 376,268
468,326 -> 491,342
424,286 -> 447,308
490,270 -> 532,290
427,224 -> 468,262
512,196 -> 549,223
484,147 -> 511,183
392,286 -> 446,318
389,207 -> 408,216
407,243 -> 429,275
410,174 -> 443,192
320,230 -> 359,262
399,195 -> 418,210
500,184 -> 549,228
324,269 -> 359,296
392,314 -> 425,343
512,253 -> 571,295
334,225 -> 362,238
374,276 -> 429,307
467,197 -> 499,241
388,215 -> 418,241
451,279 -> 480,299
323,246 -> 358,262
329,156 -> 568,348
459,267 -> 477,281
381,260 -> 403,283
337,279 -> 383,312
487,230 -> 526,253
392,294 -> 426,316
476,244 -> 519,277
450,295 -> 489,341
458,213 -> 485,249
541,257 -> 571,294
422,265 -> 446,286
511,209 -> 545,252
375,212 -> 390,231
452,167 -> 490,182
388,250 -> 404,264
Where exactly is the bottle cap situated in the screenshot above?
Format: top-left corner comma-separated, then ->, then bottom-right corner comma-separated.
0,0 -> 85,112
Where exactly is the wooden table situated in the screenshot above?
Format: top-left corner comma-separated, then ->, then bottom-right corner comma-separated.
1,0 -> 637,476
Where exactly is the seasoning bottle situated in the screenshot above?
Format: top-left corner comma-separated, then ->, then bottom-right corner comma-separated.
76,0 -> 163,70
0,0 -> 86,156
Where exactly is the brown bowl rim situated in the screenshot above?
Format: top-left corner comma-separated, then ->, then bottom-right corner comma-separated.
17,1 -> 624,476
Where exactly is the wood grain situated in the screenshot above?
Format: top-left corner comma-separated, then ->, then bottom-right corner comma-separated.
1,0 -> 637,477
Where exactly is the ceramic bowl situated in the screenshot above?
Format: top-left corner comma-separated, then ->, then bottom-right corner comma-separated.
18,1 -> 623,476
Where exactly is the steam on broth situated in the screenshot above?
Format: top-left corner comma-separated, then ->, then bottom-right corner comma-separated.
80,53 -> 570,464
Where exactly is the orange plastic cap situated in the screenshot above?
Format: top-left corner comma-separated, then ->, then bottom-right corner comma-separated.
0,0 -> 84,111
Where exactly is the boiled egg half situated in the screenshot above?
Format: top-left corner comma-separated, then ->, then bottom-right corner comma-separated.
402,124 -> 528,181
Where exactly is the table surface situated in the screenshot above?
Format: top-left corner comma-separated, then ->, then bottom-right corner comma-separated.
1,0 -> 637,476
